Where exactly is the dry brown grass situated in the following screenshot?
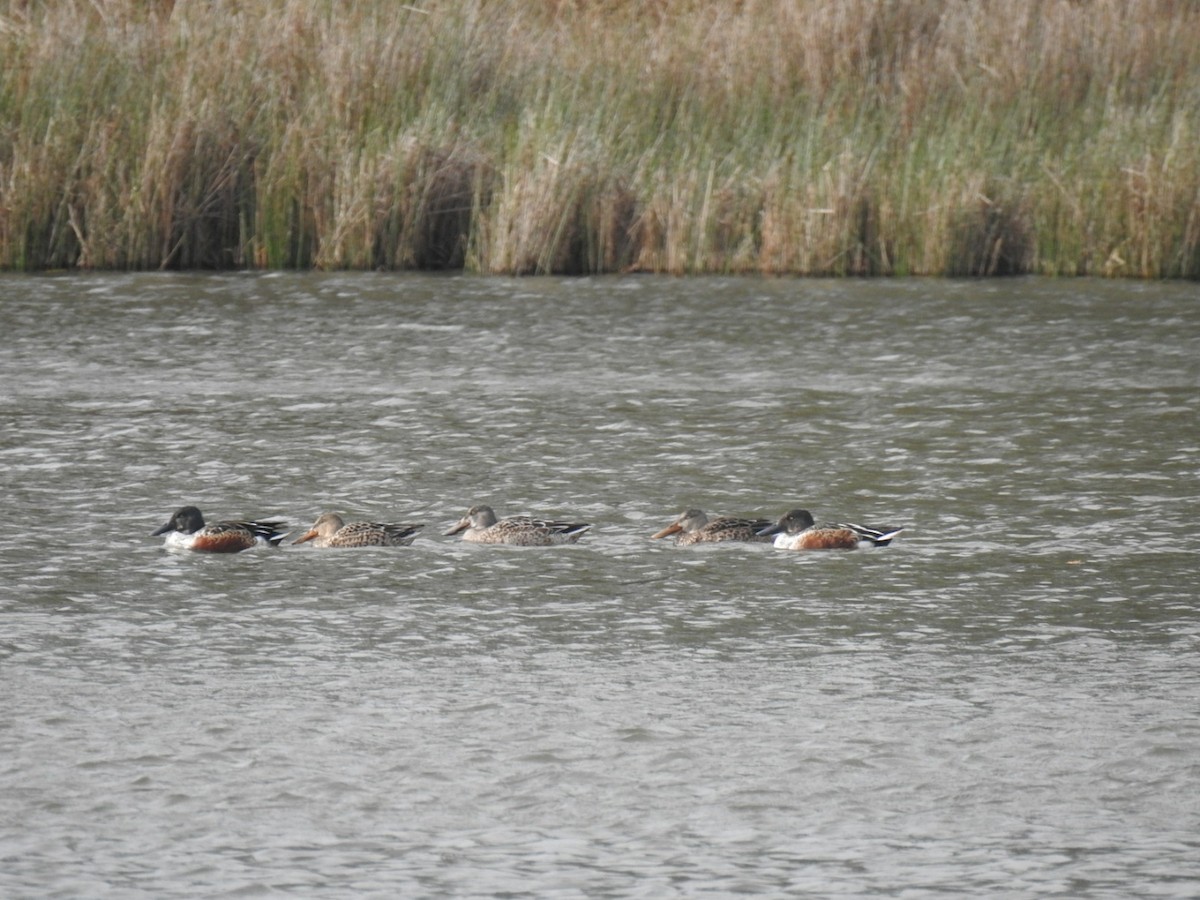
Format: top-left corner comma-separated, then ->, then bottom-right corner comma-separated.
1,0 -> 1198,275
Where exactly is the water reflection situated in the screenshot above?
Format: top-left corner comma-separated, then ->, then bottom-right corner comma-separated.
1,273 -> 1198,895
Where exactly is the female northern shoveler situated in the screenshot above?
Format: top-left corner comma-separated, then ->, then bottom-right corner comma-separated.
293,512 -> 423,548
443,505 -> 591,545
151,505 -> 288,553
650,508 -> 774,545
757,508 -> 903,550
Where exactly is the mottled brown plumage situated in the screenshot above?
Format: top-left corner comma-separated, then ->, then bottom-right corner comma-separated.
650,508 -> 774,545
294,512 -> 423,548
444,505 -> 591,545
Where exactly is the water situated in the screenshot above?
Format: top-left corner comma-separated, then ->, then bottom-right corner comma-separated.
2,273 -> 1198,897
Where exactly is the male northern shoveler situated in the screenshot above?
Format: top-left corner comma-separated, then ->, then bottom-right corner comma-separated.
293,512 -> 423,548
757,508 -> 903,550
151,505 -> 288,553
650,508 -> 774,546
443,504 -> 591,545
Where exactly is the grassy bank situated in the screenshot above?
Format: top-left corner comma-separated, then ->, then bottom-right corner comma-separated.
2,0 -> 1199,276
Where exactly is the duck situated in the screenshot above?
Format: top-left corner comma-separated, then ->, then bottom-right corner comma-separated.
293,512 -> 423,548
151,505 -> 288,553
443,505 -> 591,545
757,508 -> 903,550
650,508 -> 774,545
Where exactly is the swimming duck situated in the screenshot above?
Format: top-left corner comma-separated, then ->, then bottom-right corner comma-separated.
650,508 -> 774,545
293,512 -> 423,548
151,505 -> 288,553
443,505 -> 591,545
757,508 -> 903,550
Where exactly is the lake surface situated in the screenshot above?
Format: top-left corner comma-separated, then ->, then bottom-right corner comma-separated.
2,273 -> 1198,897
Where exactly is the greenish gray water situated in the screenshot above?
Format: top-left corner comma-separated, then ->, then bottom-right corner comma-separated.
1,273 -> 1198,897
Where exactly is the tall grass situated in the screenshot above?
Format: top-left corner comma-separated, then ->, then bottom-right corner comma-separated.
1,0 -> 1199,276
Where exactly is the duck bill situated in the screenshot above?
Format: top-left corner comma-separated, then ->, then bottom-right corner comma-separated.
151,520 -> 174,536
443,519 -> 470,536
756,522 -> 785,537
650,522 -> 683,540
293,529 -> 319,545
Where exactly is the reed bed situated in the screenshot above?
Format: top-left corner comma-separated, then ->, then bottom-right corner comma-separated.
2,0 -> 1199,276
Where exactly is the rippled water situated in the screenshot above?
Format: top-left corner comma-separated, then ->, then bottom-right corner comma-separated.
2,273 -> 1198,897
